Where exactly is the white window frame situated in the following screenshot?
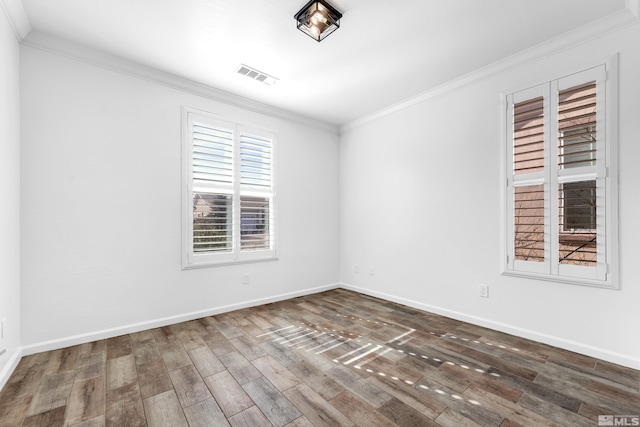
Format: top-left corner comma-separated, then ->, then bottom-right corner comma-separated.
502,56 -> 619,289
182,107 -> 277,269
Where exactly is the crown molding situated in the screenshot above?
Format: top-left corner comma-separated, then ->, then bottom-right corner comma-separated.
0,0 -> 30,40
21,31 -> 339,135
341,3 -> 640,134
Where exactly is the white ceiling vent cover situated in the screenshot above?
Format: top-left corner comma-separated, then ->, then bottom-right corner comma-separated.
235,64 -> 279,85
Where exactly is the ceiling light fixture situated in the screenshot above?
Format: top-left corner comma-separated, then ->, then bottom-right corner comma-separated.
294,0 -> 342,42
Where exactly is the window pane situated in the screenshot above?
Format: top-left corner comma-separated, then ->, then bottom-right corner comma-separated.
240,133 -> 272,188
559,181 -> 596,266
558,82 -> 596,169
513,97 -> 545,175
514,185 -> 545,262
240,196 -> 271,251
193,193 -> 232,253
192,122 -> 234,184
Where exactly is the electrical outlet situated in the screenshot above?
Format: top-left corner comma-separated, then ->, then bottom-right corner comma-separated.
242,274 -> 250,285
354,264 -> 359,273
479,284 -> 489,298
369,266 -> 375,276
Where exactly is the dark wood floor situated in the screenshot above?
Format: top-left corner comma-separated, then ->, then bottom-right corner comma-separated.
1,289 -> 639,426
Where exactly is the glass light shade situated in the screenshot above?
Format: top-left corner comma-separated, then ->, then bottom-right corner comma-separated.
294,0 -> 342,42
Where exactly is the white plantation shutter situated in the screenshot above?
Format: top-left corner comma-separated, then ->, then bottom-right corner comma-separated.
556,70 -> 606,281
504,63 -> 616,288
183,109 -> 276,267
507,84 -> 551,275
239,128 -> 274,255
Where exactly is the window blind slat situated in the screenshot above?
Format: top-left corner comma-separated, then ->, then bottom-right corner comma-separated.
192,192 -> 233,254
514,185 -> 545,262
192,122 -> 234,185
558,81 -> 596,170
240,132 -> 272,188
513,96 -> 545,175
240,196 -> 271,251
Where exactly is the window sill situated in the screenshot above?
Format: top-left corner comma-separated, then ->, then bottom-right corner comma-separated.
182,256 -> 279,270
501,269 -> 618,290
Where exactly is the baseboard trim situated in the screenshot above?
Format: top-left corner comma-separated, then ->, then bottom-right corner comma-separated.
0,347 -> 23,391
21,283 -> 340,357
339,283 -> 640,370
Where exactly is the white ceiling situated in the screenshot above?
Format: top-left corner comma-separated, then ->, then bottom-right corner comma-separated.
19,0 -> 628,126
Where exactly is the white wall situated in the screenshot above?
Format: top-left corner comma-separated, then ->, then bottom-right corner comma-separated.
20,43 -> 340,349
339,23 -> 640,368
0,6 -> 21,385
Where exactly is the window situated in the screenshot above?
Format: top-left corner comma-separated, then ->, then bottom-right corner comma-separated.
504,61 -> 618,288
183,108 -> 276,268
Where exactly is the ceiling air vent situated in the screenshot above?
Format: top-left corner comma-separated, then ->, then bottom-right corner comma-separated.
235,64 -> 279,85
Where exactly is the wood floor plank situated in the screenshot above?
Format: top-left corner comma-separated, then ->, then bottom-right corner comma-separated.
230,335 -> 268,361
219,351 -> 263,385
78,341 -> 107,357
137,358 -> 173,399
215,321 -> 245,340
204,370 -> 254,418
75,352 -> 106,382
106,355 -> 137,391
27,371 -> 75,416
175,328 -> 208,352
158,341 -> 192,371
413,376 -> 505,426
188,346 -> 226,378
535,372 -> 638,415
131,340 -> 161,366
22,406 -> 67,427
208,338 -> 238,357
143,390 -> 188,427
242,377 -> 302,427
252,355 -> 301,391
329,389 -> 398,427
106,336 -> 133,361
168,364 -> 211,408
0,353 -> 48,409
260,340 -> 305,367
183,397 -> 230,427
594,360 -> 640,388
462,384 -> 562,427
284,415 -> 315,427
366,373 -> 447,418
71,414 -> 105,427
378,397 -> 441,427
488,367 -> 582,413
435,407 -> 484,427
287,360 -> 345,400
0,396 -> 31,427
105,383 -> 145,427
64,377 -> 105,426
46,346 -> 81,374
326,365 -> 393,408
227,405 -> 271,427
517,393 -> 592,427
587,379 -> 640,409
282,383 -> 353,427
